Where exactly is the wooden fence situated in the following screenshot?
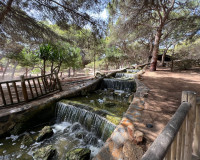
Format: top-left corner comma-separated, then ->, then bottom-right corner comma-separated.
0,72 -> 62,107
142,91 -> 200,160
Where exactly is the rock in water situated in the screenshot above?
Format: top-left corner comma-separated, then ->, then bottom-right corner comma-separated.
36,126 -> 53,142
66,148 -> 91,160
21,133 -> 34,146
33,145 -> 56,160
104,102 -> 116,107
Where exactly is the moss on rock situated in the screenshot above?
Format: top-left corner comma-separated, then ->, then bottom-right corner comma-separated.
33,145 -> 56,160
106,115 -> 121,125
65,148 -> 91,160
21,133 -> 34,146
36,126 -> 53,142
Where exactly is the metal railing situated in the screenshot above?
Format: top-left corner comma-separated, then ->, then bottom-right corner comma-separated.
0,72 -> 62,107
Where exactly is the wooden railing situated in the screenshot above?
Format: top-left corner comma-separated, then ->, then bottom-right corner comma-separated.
142,91 -> 200,160
0,72 -> 62,107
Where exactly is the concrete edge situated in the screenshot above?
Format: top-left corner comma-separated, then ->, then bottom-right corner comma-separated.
93,67 -> 149,160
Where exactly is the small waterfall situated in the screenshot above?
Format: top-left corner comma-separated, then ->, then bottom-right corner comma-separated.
56,102 -> 116,141
126,69 -> 140,73
101,78 -> 136,92
115,72 -> 136,78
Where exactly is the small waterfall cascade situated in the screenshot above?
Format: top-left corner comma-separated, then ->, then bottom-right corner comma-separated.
126,69 -> 140,73
115,72 -> 136,78
115,69 -> 139,79
56,102 -> 116,141
101,78 -> 136,92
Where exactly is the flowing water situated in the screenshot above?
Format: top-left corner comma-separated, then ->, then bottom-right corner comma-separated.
56,102 -> 116,141
101,78 -> 136,92
68,89 -> 132,119
115,69 -> 139,79
0,74 -> 136,159
0,115 -> 105,159
115,73 -> 136,79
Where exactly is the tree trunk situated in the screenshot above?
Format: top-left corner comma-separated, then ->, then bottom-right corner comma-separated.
94,53 -> 96,76
43,60 -> 46,75
148,41 -> 154,63
0,0 -> 14,23
11,61 -> 18,79
150,27 -> 163,71
171,59 -> 174,71
50,62 -> 54,75
25,67 -> 28,77
106,63 -> 109,71
73,67 -> 76,77
68,68 -> 71,77
161,49 -> 168,67
57,61 -> 62,74
2,59 -> 10,79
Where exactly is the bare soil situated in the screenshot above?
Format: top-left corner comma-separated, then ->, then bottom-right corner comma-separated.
135,67 -> 200,142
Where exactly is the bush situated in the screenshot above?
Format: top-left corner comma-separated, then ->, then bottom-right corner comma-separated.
172,59 -> 193,70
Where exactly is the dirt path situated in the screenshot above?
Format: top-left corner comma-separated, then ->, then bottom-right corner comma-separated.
136,67 -> 200,142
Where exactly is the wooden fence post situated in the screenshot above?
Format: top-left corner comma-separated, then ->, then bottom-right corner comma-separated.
20,75 -> 28,102
55,71 -> 62,91
181,91 -> 196,160
193,98 -> 200,157
0,84 -> 6,106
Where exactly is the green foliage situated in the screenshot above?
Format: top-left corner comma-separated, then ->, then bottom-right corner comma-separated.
37,42 -> 82,73
19,49 -> 39,68
38,43 -> 53,61
86,59 -> 105,69
174,38 -> 200,60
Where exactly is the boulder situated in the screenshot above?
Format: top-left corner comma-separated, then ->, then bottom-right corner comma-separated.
36,126 -> 53,142
104,102 -> 116,107
95,72 -> 105,78
94,110 -> 107,117
66,148 -> 91,160
33,145 -> 56,160
75,131 -> 86,139
70,123 -> 81,132
21,133 -> 34,146
133,130 -> 144,144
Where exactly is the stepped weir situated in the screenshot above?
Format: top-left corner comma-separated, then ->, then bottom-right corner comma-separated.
56,102 -> 116,141
101,78 -> 136,92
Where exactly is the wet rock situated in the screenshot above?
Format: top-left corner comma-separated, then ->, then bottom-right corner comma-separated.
64,126 -> 70,133
0,115 -> 10,122
70,123 -> 81,132
75,131 -> 86,139
95,72 -> 105,78
66,148 -> 91,160
33,145 -> 56,160
84,134 -> 98,145
36,126 -> 53,142
133,130 -> 144,144
21,133 -> 34,146
94,110 -> 107,117
107,88 -> 114,92
104,102 -> 116,107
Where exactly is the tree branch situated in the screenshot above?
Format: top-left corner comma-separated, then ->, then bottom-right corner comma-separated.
0,0 -> 14,23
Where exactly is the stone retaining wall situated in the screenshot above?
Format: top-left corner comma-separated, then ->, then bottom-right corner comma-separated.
93,69 -> 149,160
